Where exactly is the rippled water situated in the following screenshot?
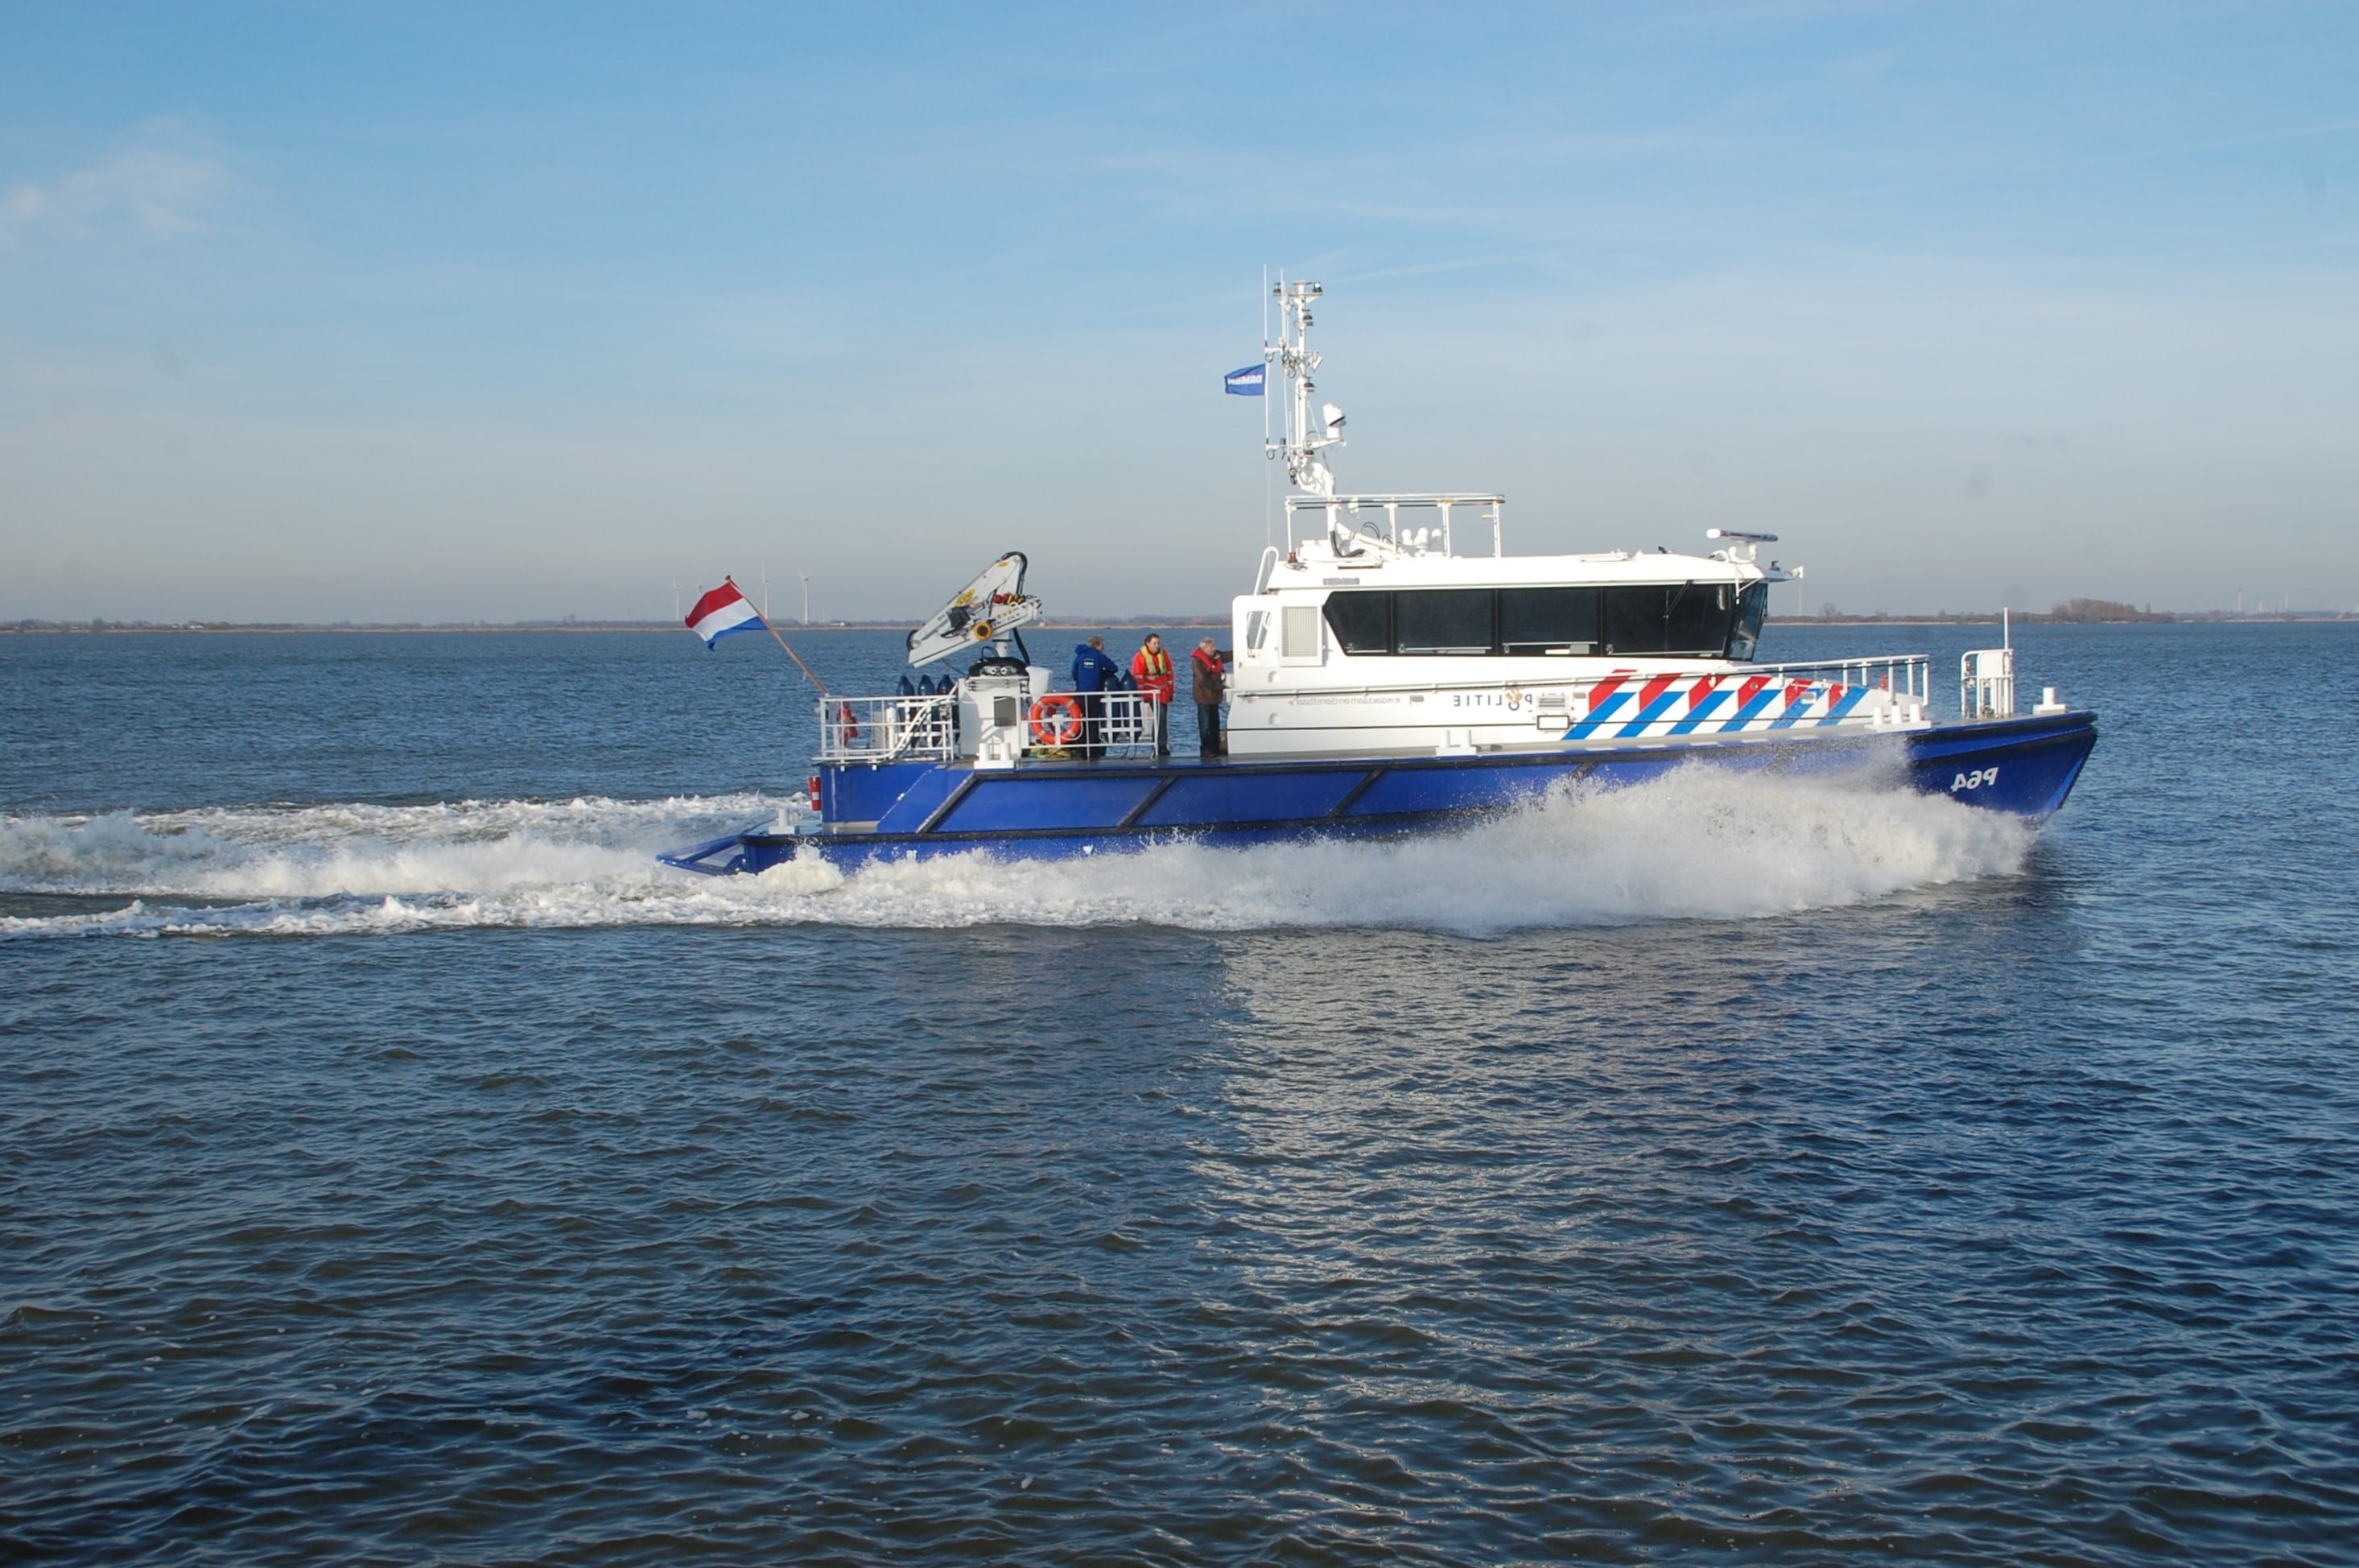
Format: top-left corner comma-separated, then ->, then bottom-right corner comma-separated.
5,623 -> 2357,1563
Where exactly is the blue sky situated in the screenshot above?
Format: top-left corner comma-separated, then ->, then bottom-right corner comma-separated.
3,2 -> 2354,621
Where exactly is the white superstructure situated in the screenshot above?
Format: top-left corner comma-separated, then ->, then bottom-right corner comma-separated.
1224,279 -> 1932,758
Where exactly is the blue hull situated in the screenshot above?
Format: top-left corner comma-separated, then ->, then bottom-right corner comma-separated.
659,710 -> 2096,874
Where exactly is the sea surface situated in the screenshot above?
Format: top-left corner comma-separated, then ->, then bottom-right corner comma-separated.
3,621 -> 2356,1564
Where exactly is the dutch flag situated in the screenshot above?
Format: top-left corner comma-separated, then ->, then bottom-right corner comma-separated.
685,579 -> 765,648
1223,362 -> 1266,396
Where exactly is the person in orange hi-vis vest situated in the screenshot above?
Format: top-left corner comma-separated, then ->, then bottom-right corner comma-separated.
1131,633 -> 1175,756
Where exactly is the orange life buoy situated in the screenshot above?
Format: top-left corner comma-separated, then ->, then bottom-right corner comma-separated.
1028,692 -> 1086,748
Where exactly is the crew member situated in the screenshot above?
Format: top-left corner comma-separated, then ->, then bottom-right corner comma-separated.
1070,635 -> 1120,760
1131,633 -> 1175,756
1190,636 -> 1230,759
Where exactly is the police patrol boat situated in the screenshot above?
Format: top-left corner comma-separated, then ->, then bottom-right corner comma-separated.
661,280 -> 2096,874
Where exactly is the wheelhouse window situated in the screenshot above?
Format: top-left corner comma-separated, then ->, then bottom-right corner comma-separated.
1392,588 -> 1493,655
1499,587 -> 1598,655
1602,584 -> 1672,654
1667,583 -> 1734,654
1321,582 -> 1755,658
1601,583 -> 1740,658
1322,591 -> 1391,654
1728,581 -> 1769,661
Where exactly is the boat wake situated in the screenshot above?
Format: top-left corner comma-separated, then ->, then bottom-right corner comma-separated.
0,770 -> 2033,939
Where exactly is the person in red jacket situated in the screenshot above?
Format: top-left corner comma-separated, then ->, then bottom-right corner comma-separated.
1131,633 -> 1175,755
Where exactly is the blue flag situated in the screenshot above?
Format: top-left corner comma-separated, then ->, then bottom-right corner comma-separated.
1223,362 -> 1267,396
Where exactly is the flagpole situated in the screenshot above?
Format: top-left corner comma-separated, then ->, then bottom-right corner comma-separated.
1262,264 -> 1272,551
1255,268 -> 1273,556
724,574 -> 823,690
765,621 -> 824,691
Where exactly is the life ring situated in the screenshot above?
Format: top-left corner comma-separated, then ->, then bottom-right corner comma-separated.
1028,692 -> 1086,748
835,699 -> 863,748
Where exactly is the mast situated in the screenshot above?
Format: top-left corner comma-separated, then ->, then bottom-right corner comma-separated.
1255,279 -> 1495,561
1268,278 -> 1343,499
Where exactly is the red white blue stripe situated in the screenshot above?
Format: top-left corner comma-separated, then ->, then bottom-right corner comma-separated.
686,580 -> 765,648
1564,670 -> 1873,740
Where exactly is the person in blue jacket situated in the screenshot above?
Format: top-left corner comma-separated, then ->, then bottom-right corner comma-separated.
1070,636 -> 1121,760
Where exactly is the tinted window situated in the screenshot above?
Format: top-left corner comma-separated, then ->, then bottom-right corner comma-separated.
1322,591 -> 1390,654
1499,587 -> 1598,654
1394,589 -> 1495,654
1728,581 -> 1768,661
1320,583 -> 1742,658
1602,585 -> 1672,654
1664,582 -> 1732,656
1602,583 -> 1737,656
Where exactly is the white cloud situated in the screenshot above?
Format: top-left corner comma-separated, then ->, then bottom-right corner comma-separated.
0,122 -> 227,246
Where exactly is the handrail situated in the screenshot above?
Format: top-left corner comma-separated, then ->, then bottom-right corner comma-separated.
1232,654 -> 1932,705
1282,491 -> 1508,558
1074,690 -> 1165,757
1751,654 -> 1932,704
815,692 -> 961,764
812,687 -> 1173,764
1960,646 -> 2015,718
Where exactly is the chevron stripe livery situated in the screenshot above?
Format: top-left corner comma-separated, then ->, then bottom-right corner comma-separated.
1549,668 -> 1891,744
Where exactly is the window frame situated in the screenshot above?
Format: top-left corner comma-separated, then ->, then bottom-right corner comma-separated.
1319,583 -> 1750,660
1390,587 -> 1498,657
1320,590 -> 1392,657
1498,585 -> 1601,657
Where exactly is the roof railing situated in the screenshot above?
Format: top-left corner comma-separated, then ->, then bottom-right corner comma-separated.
1285,492 -> 1507,559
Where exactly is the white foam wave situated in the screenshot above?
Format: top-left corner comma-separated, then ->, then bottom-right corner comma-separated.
0,771 -> 2031,939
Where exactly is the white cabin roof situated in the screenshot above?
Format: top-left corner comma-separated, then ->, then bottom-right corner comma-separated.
1265,537 -> 1765,592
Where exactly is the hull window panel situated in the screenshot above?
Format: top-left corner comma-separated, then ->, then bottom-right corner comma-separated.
1500,587 -> 1598,655
1394,589 -> 1495,655
1322,591 -> 1392,655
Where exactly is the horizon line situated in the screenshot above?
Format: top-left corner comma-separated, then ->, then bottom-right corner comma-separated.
10,611 -> 2358,635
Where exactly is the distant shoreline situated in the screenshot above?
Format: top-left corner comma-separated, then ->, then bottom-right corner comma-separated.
0,617 -> 1239,636
7,614 -> 2354,635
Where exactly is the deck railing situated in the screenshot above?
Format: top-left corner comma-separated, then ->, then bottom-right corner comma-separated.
1069,690 -> 1166,757
814,657 -> 1933,767
815,693 -> 961,764
813,687 -> 1172,765
1749,654 -> 1932,706
1224,654 -> 1934,711
1960,646 -> 2015,718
